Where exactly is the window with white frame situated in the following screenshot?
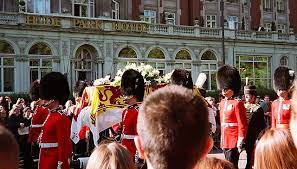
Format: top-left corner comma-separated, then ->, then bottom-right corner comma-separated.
175,50 -> 192,71
277,24 -> 286,33
236,55 -> 271,88
201,51 -> 217,91
277,0 -> 285,13
117,47 -> 138,70
165,12 -> 176,25
263,0 -> 272,11
112,0 -> 119,19
206,15 -> 216,28
148,48 -> 166,76
74,45 -> 97,81
28,43 -> 53,83
144,10 -> 156,24
264,23 -> 272,32
0,41 -> 15,92
73,0 -> 94,17
280,56 -> 288,67
227,16 -> 238,29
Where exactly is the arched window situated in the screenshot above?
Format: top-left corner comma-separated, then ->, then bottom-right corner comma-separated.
29,42 -> 52,55
175,49 -> 192,70
147,48 -> 165,75
0,41 -> 15,92
148,48 -> 165,59
201,50 -> 217,60
119,47 -> 137,58
29,42 -> 53,83
117,47 -> 138,70
280,56 -> 288,67
201,50 -> 217,90
74,45 -> 97,81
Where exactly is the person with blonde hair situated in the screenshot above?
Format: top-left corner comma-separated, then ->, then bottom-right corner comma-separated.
86,142 -> 136,169
196,157 -> 236,169
254,129 -> 297,169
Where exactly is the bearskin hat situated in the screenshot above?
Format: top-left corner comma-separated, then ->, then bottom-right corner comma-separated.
217,65 -> 241,95
171,69 -> 194,89
121,69 -> 145,102
73,80 -> 87,98
244,85 -> 257,95
29,80 -> 40,101
39,72 -> 70,105
273,66 -> 295,92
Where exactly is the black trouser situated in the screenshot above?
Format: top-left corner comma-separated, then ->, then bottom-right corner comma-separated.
223,148 -> 239,169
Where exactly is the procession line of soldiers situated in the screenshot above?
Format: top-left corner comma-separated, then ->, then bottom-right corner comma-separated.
27,64 -> 294,169
217,65 -> 294,169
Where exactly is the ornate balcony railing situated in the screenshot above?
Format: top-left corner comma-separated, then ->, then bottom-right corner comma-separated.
0,12 -> 19,25
0,12 -> 295,43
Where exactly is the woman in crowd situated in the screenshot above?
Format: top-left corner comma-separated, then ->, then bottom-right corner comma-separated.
254,129 -> 297,169
0,105 -> 8,126
86,142 -> 136,169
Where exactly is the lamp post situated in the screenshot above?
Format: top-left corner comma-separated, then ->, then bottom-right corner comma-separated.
220,0 -> 225,64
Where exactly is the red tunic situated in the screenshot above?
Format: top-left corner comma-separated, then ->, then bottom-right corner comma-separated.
271,99 -> 291,129
220,99 -> 248,149
121,104 -> 138,157
39,112 -> 72,169
29,107 -> 49,143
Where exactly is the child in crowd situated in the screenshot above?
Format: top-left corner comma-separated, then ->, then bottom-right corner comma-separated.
86,142 -> 136,169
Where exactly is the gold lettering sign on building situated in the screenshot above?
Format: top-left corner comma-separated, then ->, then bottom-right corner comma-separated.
112,22 -> 147,33
73,19 -> 103,30
25,15 -> 61,27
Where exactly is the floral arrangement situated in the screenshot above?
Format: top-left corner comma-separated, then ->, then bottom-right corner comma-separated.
112,63 -> 161,86
93,75 -> 111,86
159,70 -> 174,84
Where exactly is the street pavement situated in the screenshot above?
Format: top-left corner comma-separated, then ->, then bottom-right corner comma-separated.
208,151 -> 247,169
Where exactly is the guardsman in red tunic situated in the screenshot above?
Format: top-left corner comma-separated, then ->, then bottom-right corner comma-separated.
28,80 -> 46,144
271,67 -> 295,129
38,72 -> 72,169
120,69 -> 144,158
217,65 -> 248,169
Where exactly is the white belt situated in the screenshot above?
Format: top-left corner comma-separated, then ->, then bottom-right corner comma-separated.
222,123 -> 238,127
31,124 -> 43,128
122,134 -> 136,140
39,143 -> 58,148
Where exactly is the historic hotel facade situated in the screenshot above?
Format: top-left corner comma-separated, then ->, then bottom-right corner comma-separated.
0,0 -> 296,93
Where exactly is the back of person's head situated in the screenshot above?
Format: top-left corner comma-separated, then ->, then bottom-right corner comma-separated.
170,69 -> 193,89
86,142 -> 136,169
0,125 -> 19,169
196,157 -> 235,169
254,129 -> 297,169
136,85 -> 210,169
291,80 -> 297,147
29,80 -> 40,101
121,69 -> 145,102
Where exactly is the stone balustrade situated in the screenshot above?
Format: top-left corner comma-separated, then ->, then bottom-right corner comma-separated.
0,12 -> 19,25
0,12 -> 296,43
